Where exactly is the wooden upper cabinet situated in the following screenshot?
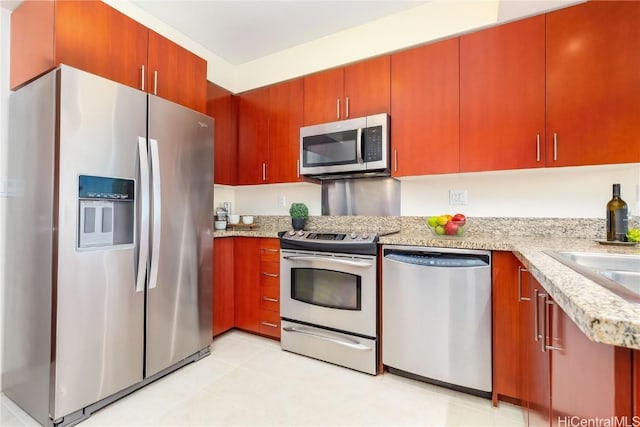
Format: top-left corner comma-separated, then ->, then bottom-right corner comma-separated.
11,0 -> 207,113
303,55 -> 390,125
207,82 -> 237,185
147,31 -> 207,113
237,87 -> 270,185
237,79 -> 303,185
11,0 -> 148,90
268,79 -> 304,183
546,1 -> 640,167
390,38 -> 460,176
460,15 -> 545,173
343,55 -> 390,120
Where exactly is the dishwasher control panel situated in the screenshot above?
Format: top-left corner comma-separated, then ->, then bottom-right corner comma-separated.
384,251 -> 489,268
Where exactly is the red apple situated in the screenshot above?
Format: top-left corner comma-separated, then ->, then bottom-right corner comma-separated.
445,221 -> 458,235
452,213 -> 466,226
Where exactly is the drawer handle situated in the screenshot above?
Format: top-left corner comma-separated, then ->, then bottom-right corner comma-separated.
261,321 -> 278,328
262,296 -> 279,303
262,248 -> 279,253
262,272 -> 279,278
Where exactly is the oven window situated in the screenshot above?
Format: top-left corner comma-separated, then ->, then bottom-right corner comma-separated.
291,268 -> 361,310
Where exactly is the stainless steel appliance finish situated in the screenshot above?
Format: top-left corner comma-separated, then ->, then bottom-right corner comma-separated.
280,232 -> 379,375
321,176 -> 400,216
382,246 -> 492,396
299,113 -> 389,178
2,66 -> 213,427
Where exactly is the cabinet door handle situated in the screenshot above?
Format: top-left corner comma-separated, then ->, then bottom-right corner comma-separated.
345,97 -> 350,118
536,133 -> 541,162
336,98 -> 341,120
539,292 -> 548,352
153,70 -> 158,95
262,296 -> 279,303
261,321 -> 279,328
518,266 -> 530,301
141,65 -> 145,91
545,299 -> 562,351
394,149 -> 398,173
262,272 -> 278,278
553,132 -> 558,161
533,289 -> 540,342
297,159 -> 300,178
262,163 -> 266,181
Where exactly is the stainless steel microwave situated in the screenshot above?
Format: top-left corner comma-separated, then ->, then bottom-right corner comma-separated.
299,113 -> 389,177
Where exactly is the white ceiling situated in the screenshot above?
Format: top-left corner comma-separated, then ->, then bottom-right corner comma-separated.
130,1 -> 429,65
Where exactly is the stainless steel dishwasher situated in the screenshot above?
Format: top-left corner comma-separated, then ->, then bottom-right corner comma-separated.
382,245 -> 492,397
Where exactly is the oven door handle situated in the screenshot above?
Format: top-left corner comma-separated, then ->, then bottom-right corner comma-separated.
282,255 -> 373,268
283,326 -> 372,351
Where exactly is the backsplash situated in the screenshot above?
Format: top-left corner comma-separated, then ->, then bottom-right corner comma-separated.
246,215 -> 640,240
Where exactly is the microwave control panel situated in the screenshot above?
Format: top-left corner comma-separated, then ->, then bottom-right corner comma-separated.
363,125 -> 383,162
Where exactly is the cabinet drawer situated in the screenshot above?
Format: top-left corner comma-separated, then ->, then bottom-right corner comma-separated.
260,239 -> 280,261
257,309 -> 281,339
260,282 -> 280,312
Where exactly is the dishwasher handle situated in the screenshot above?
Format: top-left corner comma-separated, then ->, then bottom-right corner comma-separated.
384,251 -> 489,267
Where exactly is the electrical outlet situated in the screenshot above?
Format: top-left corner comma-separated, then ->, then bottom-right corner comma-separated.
278,194 -> 287,208
449,190 -> 468,205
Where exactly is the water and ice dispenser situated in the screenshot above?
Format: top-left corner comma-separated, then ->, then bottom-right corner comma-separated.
78,175 -> 134,249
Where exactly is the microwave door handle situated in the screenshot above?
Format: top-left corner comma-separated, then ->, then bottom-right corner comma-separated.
356,127 -> 364,163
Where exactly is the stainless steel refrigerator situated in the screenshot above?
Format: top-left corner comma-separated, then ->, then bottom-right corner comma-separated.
2,65 -> 213,426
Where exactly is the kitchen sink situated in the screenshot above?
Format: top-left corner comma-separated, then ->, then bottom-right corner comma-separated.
554,251 -> 640,273
545,251 -> 640,300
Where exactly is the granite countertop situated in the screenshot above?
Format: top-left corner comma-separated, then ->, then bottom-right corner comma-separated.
212,216 -> 640,350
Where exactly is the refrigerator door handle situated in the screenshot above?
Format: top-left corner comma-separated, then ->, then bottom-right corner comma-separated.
148,138 -> 162,290
136,137 -> 150,293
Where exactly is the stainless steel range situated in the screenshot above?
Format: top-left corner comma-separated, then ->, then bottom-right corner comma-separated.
279,230 -> 379,375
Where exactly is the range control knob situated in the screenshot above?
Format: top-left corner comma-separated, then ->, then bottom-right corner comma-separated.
289,230 -> 296,236
297,230 -> 305,236
350,233 -> 358,239
361,234 -> 369,240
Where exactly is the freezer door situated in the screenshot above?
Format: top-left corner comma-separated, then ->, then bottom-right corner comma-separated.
54,66 -> 146,418
145,95 -> 213,377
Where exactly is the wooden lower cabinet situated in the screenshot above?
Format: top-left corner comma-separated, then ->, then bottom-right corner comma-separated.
232,237 -> 280,339
512,259 -> 632,426
491,252 -> 523,405
213,237 -> 234,336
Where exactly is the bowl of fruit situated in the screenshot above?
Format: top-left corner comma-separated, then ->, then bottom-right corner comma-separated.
427,213 -> 467,237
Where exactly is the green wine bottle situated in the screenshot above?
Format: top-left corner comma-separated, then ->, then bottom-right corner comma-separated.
606,184 -> 628,241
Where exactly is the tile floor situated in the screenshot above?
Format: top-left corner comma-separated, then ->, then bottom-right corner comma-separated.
2,330 -> 525,426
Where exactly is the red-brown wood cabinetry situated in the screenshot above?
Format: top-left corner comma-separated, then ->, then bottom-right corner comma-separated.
491,252 -> 523,405
390,38 -> 459,176
516,265 -> 632,427
213,237 -> 234,336
233,237 -> 261,331
303,56 -> 390,125
545,1 -> 640,167
550,300 -> 632,426
232,237 -> 280,339
237,80 -> 303,185
11,0 -> 207,113
147,30 -> 207,113
237,87 -> 270,185
460,15 -> 545,172
268,79 -> 304,184
207,81 -> 238,185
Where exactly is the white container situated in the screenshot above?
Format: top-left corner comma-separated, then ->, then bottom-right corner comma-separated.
214,220 -> 227,230
242,215 -> 254,225
228,214 -> 240,225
